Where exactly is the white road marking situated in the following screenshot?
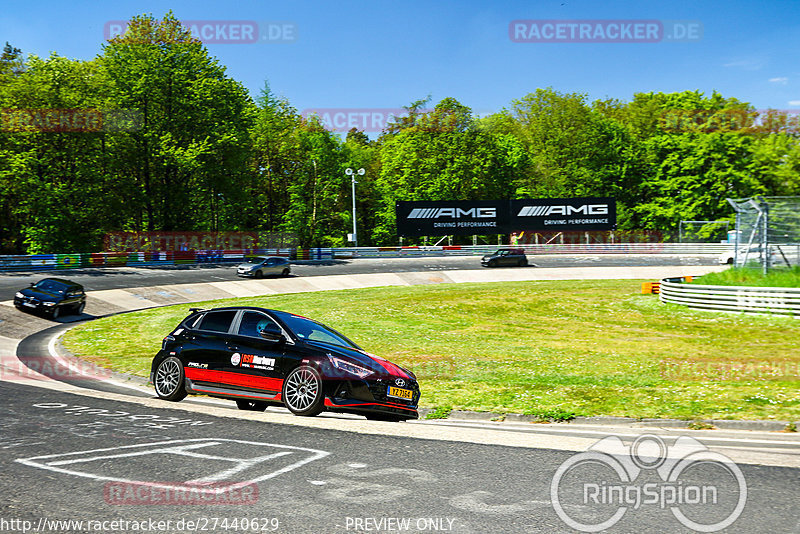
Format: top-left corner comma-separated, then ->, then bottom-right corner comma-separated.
16,438 -> 330,494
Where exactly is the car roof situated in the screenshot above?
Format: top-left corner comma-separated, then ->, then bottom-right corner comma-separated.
38,278 -> 81,287
188,305 -> 298,319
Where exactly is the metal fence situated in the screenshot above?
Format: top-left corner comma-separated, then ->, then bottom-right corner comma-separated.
728,196 -> 800,272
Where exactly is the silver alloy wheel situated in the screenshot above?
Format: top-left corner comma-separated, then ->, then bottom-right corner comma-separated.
155,359 -> 181,396
284,368 -> 320,412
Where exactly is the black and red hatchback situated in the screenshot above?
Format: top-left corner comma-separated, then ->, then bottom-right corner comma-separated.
150,306 -> 420,421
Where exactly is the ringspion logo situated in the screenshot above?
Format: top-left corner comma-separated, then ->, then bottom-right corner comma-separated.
551,434 -> 746,532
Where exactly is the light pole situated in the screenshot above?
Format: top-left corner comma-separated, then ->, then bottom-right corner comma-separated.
345,167 -> 365,247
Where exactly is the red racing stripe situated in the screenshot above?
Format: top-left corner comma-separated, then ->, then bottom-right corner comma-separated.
185,367 -> 283,392
359,352 -> 411,379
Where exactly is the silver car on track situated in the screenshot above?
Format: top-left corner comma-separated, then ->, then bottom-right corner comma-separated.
236,256 -> 291,278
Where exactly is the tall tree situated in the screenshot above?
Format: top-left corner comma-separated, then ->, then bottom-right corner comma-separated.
100,11 -> 253,232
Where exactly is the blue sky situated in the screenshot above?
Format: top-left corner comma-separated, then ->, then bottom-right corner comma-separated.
3,0 -> 799,122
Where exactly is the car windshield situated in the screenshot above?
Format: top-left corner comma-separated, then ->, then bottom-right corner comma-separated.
246,256 -> 267,264
277,313 -> 359,350
33,280 -> 66,293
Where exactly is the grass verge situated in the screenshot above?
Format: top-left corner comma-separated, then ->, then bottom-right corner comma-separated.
62,280 -> 800,421
696,267 -> 800,287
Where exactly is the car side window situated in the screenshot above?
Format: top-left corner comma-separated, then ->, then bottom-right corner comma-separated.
238,311 -> 282,338
197,310 -> 237,333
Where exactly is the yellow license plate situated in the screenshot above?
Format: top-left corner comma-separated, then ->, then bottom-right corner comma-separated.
387,386 -> 413,400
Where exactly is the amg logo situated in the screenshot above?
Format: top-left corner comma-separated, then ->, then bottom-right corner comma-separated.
517,204 -> 609,217
408,207 -> 497,219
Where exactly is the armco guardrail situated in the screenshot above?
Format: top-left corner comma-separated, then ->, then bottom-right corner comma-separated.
659,278 -> 800,317
0,243 -> 728,273
337,243 -> 729,258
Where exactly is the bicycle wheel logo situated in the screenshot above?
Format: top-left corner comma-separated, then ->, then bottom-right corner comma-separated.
551,434 -> 747,532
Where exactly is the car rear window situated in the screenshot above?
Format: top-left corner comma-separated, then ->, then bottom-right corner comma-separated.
197,310 -> 237,333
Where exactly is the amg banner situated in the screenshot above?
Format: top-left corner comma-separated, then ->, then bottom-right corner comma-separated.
395,200 -> 508,236
511,197 -> 616,232
396,198 -> 615,236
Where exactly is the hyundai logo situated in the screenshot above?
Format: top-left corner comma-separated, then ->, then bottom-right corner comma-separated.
395,378 -> 406,387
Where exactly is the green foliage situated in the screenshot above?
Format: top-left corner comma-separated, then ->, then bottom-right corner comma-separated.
425,407 -> 452,420
1,17 -> 800,252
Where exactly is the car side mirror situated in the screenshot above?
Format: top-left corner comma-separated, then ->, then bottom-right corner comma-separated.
259,330 -> 285,343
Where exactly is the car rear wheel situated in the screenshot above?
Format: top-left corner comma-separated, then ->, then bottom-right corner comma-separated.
236,399 -> 268,411
282,365 -> 324,416
154,356 -> 187,401
281,268 -> 290,277
518,258 -> 527,267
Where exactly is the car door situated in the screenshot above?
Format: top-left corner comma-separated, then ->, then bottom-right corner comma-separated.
498,250 -> 512,266
223,310 -> 288,396
63,285 -> 83,308
180,309 -> 238,381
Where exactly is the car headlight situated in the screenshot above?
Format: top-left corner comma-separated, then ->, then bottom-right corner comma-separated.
42,301 -> 56,306
327,354 -> 373,378
15,292 -> 24,299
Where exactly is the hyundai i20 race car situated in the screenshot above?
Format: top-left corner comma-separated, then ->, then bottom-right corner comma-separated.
150,306 -> 420,421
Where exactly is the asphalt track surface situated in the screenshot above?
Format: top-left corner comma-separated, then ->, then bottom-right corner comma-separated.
2,255 -> 799,533
0,254 -> 719,299
2,380 -> 798,534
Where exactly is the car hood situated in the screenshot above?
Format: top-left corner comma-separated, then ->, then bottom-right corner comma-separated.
237,262 -> 259,268
20,288 -> 61,301
305,339 -> 414,380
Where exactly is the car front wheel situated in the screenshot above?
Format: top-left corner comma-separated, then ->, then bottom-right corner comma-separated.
282,365 -> 324,416
154,356 -> 187,401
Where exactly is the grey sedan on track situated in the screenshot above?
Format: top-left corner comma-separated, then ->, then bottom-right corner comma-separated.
236,256 -> 291,278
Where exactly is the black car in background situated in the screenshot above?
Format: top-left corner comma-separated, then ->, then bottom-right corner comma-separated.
151,306 -> 420,421
14,278 -> 86,319
481,248 -> 529,267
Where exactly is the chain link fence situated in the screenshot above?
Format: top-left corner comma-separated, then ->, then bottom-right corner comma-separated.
727,196 -> 800,272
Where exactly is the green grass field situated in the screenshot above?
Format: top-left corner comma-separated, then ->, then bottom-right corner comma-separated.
62,280 -> 800,422
697,267 -> 800,287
